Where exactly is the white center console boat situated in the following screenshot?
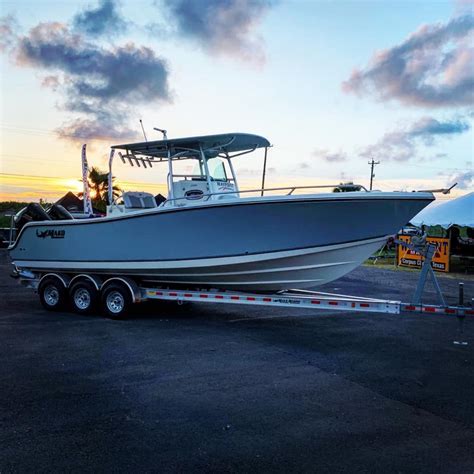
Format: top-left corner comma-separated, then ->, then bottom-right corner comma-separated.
9,132 -> 434,292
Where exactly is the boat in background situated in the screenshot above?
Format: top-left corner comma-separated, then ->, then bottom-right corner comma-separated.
8,133 -> 434,291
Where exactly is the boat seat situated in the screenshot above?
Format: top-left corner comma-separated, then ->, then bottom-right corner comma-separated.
123,192 -> 157,209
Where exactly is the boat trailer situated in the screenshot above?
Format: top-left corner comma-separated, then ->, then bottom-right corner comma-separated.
13,239 -> 473,324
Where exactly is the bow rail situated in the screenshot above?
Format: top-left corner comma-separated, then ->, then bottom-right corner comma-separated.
162,183 -> 369,205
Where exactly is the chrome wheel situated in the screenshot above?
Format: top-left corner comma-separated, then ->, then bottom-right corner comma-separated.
39,277 -> 66,311
106,291 -> 125,314
44,285 -> 60,307
74,288 -> 91,310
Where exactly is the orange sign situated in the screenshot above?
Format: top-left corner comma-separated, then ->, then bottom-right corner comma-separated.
397,235 -> 450,273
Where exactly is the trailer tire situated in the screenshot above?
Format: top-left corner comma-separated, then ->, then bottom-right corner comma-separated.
69,280 -> 98,315
101,283 -> 132,319
38,276 -> 68,311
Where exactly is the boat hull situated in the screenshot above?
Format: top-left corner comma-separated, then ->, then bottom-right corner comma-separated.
9,193 -> 433,291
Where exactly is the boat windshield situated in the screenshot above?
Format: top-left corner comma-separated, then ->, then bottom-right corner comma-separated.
191,157 -> 229,181
207,158 -> 228,181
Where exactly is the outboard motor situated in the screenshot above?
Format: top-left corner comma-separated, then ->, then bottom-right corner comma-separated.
14,203 -> 51,233
47,204 -> 74,221
155,193 -> 166,206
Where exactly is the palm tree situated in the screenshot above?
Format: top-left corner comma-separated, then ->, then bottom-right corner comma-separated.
80,167 -> 121,212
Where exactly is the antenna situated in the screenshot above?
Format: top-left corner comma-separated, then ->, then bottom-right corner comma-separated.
154,127 -> 168,140
139,119 -> 148,142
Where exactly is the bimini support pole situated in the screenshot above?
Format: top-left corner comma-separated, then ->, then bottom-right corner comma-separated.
200,145 -> 213,196
261,146 -> 268,197
81,144 -> 93,216
226,152 -> 239,193
108,148 -> 115,205
167,146 -> 174,200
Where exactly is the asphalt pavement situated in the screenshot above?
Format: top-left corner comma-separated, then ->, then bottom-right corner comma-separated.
1,250 -> 473,473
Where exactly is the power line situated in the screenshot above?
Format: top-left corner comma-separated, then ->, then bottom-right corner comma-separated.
0,124 -> 123,142
2,125 -> 470,173
391,162 -> 472,171
0,154 -> 75,164
0,172 -> 164,189
0,172 -> 67,180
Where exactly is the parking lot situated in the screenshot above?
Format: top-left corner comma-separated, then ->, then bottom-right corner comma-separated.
1,249 -> 474,473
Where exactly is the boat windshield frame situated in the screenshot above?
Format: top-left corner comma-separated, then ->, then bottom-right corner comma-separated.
109,133 -> 271,203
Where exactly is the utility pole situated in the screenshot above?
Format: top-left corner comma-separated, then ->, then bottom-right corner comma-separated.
368,159 -> 380,191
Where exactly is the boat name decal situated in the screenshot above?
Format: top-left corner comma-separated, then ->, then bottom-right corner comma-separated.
36,229 -> 66,239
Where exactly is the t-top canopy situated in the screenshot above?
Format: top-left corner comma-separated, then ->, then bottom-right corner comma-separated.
112,133 -> 270,159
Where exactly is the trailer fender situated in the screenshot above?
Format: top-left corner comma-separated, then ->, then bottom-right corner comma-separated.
39,273 -> 70,289
101,277 -> 141,303
69,274 -> 102,291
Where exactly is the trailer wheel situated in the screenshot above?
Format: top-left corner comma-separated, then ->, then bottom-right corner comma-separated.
69,280 -> 98,315
101,283 -> 132,319
38,276 -> 68,311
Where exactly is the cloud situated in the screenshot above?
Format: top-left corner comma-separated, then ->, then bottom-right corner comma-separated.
161,0 -> 274,63
312,148 -> 348,163
342,14 -> 474,107
73,0 -> 127,38
447,170 -> 473,189
0,15 -> 18,52
57,116 -> 137,141
455,0 -> 474,15
41,75 -> 61,90
4,20 -> 171,141
359,117 -> 471,161
407,116 -> 470,144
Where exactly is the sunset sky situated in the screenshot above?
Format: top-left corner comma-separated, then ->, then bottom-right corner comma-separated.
0,0 -> 472,202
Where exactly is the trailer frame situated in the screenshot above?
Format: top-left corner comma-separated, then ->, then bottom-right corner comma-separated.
13,268 -> 474,319
11,238 -> 474,319
140,287 -> 473,317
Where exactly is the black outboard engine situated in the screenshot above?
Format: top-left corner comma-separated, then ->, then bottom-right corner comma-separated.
155,193 -> 167,206
47,204 -> 74,221
14,203 -> 51,233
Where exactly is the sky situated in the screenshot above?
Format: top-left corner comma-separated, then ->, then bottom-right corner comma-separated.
0,0 -> 472,202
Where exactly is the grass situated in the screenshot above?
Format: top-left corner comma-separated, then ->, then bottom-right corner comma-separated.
364,259 -> 474,280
